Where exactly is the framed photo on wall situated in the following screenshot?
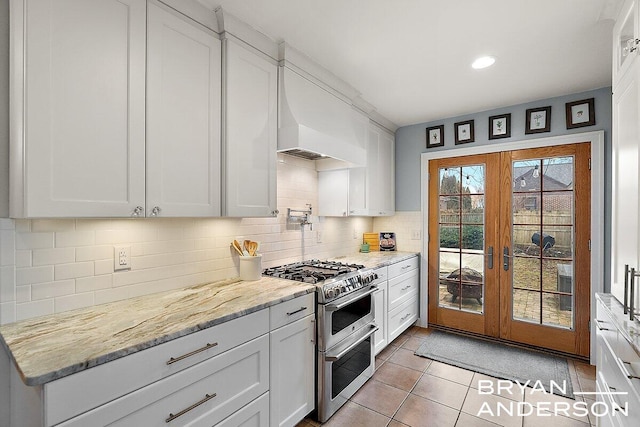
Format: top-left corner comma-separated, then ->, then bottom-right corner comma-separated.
426,125 -> 445,148
565,98 -> 595,129
454,120 -> 474,145
525,106 -> 551,134
488,113 -> 511,139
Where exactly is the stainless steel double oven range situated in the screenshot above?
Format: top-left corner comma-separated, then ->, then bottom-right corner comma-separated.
263,260 -> 378,422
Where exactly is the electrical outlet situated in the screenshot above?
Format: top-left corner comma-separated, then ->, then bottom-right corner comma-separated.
317,230 -> 322,243
411,230 -> 421,240
353,229 -> 358,239
114,246 -> 131,271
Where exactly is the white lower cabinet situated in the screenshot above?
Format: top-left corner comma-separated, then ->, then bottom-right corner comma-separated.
372,256 -> 420,356
595,294 -> 640,427
372,266 -> 388,355
9,293 -> 317,427
269,295 -> 315,427
60,335 -> 269,427
386,256 -> 419,343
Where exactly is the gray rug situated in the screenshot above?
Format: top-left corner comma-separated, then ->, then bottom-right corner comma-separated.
414,330 -> 574,398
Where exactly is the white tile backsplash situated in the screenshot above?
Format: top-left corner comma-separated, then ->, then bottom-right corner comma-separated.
0,155 -> 376,324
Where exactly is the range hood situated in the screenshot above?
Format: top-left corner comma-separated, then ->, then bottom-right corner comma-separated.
278,67 -> 366,166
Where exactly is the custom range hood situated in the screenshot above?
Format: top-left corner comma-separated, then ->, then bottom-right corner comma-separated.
278,64 -> 367,167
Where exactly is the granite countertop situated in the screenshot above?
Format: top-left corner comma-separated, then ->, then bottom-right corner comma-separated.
596,293 -> 640,356
0,277 -> 315,386
331,251 -> 419,269
0,251 -> 419,387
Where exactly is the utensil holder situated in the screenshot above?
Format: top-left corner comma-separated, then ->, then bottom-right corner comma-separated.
239,255 -> 262,281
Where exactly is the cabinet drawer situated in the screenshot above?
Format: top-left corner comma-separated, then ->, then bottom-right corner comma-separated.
372,266 -> 388,285
388,296 -> 418,343
216,392 -> 269,427
45,309 -> 269,426
388,269 -> 419,311
59,334 -> 270,427
270,293 -> 315,330
388,256 -> 418,278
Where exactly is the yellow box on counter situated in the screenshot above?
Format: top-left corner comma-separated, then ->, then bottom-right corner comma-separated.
363,233 -> 379,251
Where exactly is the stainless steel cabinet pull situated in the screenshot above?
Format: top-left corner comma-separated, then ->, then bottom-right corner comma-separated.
631,268 -> 636,321
503,247 -> 510,271
594,319 -> 611,331
286,306 -> 307,316
400,313 -> 412,321
624,264 -> 630,314
166,342 -> 218,365
487,246 -> 494,270
620,359 -> 640,380
401,285 -> 411,291
166,393 -> 216,423
150,206 -> 161,216
401,265 -> 411,270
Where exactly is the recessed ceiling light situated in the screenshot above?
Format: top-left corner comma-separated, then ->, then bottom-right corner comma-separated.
472,56 -> 496,70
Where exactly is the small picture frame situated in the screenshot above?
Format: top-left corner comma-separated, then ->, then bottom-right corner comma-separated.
379,232 -> 396,251
426,125 -> 445,148
565,98 -> 595,129
488,113 -> 511,139
525,106 -> 551,134
454,120 -> 474,145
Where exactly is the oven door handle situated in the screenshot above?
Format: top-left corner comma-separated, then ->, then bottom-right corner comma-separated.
325,324 -> 379,362
325,286 -> 377,311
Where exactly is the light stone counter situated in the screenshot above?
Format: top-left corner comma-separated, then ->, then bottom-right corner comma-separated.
0,277 -> 314,386
330,251 -> 419,269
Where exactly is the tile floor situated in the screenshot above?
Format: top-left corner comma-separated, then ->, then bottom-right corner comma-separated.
297,326 -> 597,427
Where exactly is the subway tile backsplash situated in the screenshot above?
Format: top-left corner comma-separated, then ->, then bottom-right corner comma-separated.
0,155 -> 422,324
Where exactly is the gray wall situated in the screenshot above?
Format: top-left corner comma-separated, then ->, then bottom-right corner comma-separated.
395,86 -> 612,290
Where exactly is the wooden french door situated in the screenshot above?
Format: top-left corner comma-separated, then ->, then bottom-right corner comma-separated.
428,143 -> 591,357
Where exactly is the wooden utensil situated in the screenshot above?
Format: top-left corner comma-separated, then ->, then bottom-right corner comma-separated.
243,240 -> 251,255
232,240 -> 244,256
247,241 -> 258,256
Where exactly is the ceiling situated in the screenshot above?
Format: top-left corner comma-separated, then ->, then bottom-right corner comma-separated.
199,0 -> 618,127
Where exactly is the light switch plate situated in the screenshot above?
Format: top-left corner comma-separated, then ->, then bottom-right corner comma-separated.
114,246 -> 131,271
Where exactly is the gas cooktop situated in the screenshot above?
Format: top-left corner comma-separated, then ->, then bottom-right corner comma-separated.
262,259 -> 365,284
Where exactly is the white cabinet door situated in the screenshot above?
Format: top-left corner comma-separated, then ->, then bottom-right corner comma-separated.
318,169 -> 349,217
269,315 -> 315,427
368,124 -> 395,216
373,284 -> 388,355
223,39 -> 278,217
12,0 -> 146,217
146,2 -> 221,217
613,0 -> 638,87
611,0 -> 640,316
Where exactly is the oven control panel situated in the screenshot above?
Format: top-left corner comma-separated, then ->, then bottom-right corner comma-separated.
322,269 -> 378,302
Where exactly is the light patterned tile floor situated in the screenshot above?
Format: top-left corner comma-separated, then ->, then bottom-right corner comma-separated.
297,326 -> 597,427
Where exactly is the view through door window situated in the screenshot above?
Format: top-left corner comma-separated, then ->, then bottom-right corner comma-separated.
438,165 -> 486,314
511,156 -> 575,329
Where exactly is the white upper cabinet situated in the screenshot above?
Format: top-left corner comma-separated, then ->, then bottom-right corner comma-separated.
317,120 -> 395,217
367,123 -> 395,216
611,0 -> 640,315
10,0 -> 146,218
613,0 -> 639,87
222,38 -> 278,217
146,2 -> 221,217
318,169 -> 349,217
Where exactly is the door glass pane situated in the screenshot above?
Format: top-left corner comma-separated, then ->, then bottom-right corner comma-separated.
511,156 -> 575,329
438,165 -> 485,314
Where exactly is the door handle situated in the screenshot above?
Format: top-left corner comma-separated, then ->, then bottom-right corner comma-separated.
624,264 -> 630,314
487,246 -> 494,270
503,247 -> 510,271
